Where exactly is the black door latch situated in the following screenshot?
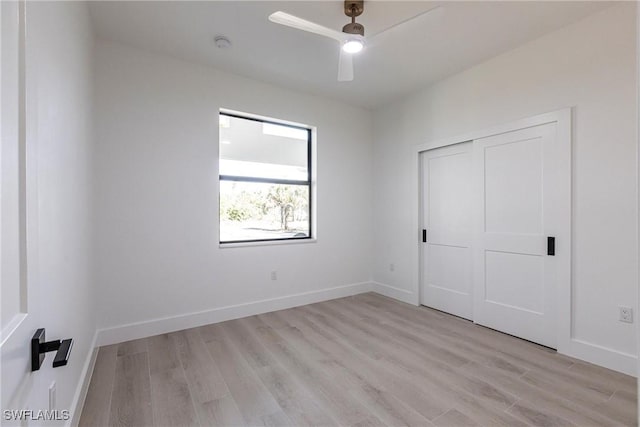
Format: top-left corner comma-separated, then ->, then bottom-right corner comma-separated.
31,328 -> 73,371
547,236 -> 556,256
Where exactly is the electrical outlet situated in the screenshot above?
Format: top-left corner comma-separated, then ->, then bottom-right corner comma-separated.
270,271 -> 277,281
619,306 -> 633,323
389,263 -> 395,272
49,382 -> 56,410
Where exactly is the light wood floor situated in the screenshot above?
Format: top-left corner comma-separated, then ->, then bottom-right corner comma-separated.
80,293 -> 637,426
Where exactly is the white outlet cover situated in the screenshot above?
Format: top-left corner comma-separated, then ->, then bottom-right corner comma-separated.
619,306 -> 633,323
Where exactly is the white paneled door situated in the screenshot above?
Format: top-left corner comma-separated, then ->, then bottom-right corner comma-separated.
2,1 -> 44,415
421,117 -> 569,349
421,142 -> 473,320
472,123 -> 562,348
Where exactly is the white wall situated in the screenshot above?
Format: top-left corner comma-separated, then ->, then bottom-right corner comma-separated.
27,1 -> 95,422
372,4 -> 637,374
93,40 -> 373,338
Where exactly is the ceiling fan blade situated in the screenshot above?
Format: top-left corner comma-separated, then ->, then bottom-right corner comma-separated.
337,49 -> 354,82
269,11 -> 346,42
367,6 -> 444,47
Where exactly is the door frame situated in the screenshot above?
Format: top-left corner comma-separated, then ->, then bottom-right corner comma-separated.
415,108 -> 572,355
1,0 -> 43,411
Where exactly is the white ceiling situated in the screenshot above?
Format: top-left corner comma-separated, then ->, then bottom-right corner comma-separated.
89,1 -> 612,109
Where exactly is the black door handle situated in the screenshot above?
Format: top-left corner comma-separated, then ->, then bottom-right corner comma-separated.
422,229 -> 427,243
547,236 -> 555,256
31,328 -> 73,371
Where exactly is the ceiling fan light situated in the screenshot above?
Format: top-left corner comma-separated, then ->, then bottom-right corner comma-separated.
342,39 -> 364,54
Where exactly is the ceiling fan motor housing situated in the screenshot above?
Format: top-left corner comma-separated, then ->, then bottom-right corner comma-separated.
343,22 -> 364,36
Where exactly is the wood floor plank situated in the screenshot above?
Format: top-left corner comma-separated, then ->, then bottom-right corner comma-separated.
203,323 -> 287,426
116,338 -> 148,357
506,401 -> 576,427
432,408 -> 479,427
197,323 -> 222,343
146,333 -> 180,375
239,315 -> 379,426
109,352 -> 153,427
350,415 -> 390,427
194,395 -> 245,427
79,344 -> 118,427
219,319 -> 339,426
255,365 -> 337,426
218,320 -> 275,369
259,409 -> 294,427
257,311 -> 292,329
149,367 -> 198,427
171,329 -> 229,403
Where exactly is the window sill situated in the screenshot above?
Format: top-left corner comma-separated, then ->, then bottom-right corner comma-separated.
219,238 -> 317,249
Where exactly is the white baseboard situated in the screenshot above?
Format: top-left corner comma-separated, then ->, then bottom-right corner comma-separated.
561,338 -> 637,377
96,282 -> 374,346
67,330 -> 99,427
371,281 -> 418,305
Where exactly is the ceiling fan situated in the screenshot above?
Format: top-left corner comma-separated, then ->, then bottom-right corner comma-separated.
269,1 -> 443,82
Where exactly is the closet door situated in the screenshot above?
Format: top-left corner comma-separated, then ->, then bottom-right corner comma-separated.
421,142 -> 473,320
472,123 -> 562,348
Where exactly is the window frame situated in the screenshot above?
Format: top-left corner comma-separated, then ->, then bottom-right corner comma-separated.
218,111 -> 313,245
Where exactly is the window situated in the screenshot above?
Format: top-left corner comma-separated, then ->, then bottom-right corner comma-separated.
219,112 -> 312,244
